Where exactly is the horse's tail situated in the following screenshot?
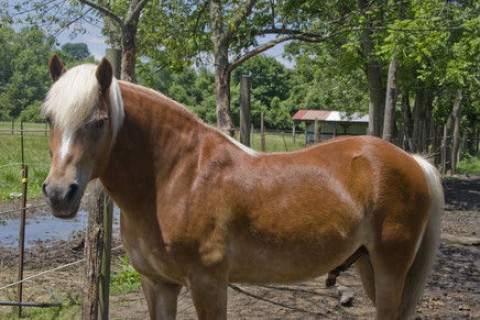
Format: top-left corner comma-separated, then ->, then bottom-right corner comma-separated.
400,155 -> 444,319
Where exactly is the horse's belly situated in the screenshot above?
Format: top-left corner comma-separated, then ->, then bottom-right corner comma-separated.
228,233 -> 360,284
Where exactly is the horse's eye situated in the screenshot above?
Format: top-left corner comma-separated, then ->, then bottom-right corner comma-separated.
46,116 -> 52,126
95,118 -> 107,129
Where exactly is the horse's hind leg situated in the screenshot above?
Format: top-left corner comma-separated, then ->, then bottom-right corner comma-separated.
140,275 -> 182,320
355,254 -> 376,303
369,248 -> 414,320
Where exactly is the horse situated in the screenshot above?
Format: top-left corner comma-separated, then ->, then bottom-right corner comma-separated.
41,55 -> 443,320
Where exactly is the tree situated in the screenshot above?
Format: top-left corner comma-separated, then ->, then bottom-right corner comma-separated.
0,26 -> 55,121
0,24 -> 97,121
61,42 -> 90,60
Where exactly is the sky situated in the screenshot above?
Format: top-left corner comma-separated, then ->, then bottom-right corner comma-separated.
56,23 -> 108,62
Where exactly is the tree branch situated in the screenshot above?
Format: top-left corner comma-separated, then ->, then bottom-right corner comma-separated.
229,35 -> 293,72
229,25 -> 358,72
125,0 -> 150,25
78,0 -> 122,24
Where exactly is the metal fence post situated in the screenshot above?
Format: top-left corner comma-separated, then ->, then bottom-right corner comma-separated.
17,165 -> 29,317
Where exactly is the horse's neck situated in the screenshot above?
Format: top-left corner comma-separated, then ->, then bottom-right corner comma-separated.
100,84 -> 204,213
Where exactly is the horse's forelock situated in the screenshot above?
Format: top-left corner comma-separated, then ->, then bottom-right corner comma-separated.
42,64 -> 124,138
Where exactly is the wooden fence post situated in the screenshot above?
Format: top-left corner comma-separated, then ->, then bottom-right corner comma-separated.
11,117 -> 14,135
292,124 -> 296,145
240,75 -> 251,147
99,194 -> 113,320
305,126 -> 308,146
314,119 -> 320,144
250,125 -> 253,147
90,48 -> 118,320
260,112 -> 265,152
83,180 -> 104,320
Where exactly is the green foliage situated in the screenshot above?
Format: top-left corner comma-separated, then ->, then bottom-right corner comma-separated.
457,155 -> 480,176
110,255 -> 141,294
137,63 -> 217,124
0,23 -> 95,122
283,44 -> 369,117
0,25 -> 54,121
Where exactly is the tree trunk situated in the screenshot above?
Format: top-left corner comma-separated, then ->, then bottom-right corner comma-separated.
451,89 -> 463,175
412,84 -> 426,153
240,76 -> 251,146
440,124 -> 447,175
359,0 -> 385,137
382,58 -> 397,142
121,22 -> 138,83
424,93 -> 434,153
214,60 -> 233,134
210,0 -> 233,134
401,91 -> 414,152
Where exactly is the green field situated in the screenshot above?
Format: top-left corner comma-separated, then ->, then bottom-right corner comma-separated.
241,131 -> 306,152
0,123 -> 50,200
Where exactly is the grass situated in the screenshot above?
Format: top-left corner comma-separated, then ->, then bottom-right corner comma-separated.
457,155 -> 480,175
2,295 -> 81,320
0,132 -> 50,200
238,131 -> 306,152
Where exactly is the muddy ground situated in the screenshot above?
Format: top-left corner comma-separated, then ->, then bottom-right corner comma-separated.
0,176 -> 479,319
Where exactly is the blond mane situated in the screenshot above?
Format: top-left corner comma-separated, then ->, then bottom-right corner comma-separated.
42,64 -> 124,139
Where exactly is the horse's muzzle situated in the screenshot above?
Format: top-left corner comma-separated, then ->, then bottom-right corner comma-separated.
42,180 -> 83,219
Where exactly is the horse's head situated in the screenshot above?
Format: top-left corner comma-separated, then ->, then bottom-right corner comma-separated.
42,55 -> 124,219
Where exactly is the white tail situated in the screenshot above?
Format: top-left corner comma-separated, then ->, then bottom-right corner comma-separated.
400,155 -> 444,319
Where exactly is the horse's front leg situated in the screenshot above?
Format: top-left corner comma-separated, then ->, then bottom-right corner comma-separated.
140,275 -> 182,320
188,273 -> 228,320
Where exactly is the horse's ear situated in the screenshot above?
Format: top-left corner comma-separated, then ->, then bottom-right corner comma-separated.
96,57 -> 113,93
49,55 -> 66,82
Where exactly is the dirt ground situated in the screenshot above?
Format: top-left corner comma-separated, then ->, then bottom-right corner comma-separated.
0,176 -> 479,319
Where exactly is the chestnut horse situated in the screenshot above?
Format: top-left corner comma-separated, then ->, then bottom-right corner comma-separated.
42,56 -> 443,320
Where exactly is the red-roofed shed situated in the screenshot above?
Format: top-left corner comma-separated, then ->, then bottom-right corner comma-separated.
292,110 -> 369,144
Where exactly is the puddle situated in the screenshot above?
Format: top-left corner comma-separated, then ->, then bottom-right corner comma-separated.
0,207 -> 120,248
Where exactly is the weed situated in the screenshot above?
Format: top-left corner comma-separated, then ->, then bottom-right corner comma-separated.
110,255 -> 141,294
457,155 -> 480,175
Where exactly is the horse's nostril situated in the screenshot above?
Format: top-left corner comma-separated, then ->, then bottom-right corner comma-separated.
42,183 -> 48,197
65,183 -> 79,201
